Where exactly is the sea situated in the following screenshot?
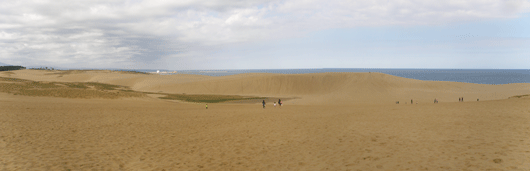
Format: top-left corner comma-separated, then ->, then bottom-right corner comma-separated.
128,68 -> 530,85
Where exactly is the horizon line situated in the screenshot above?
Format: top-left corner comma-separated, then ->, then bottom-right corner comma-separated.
22,67 -> 530,71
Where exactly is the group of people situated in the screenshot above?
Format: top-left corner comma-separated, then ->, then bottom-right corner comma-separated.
396,99 -> 417,104
263,99 -> 282,109
207,96 -> 480,109
205,99 -> 283,109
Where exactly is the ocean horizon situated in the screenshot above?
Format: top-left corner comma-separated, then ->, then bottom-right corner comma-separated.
29,67 -> 529,85
120,68 -> 530,85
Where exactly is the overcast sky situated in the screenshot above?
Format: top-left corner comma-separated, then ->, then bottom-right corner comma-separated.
1,0 -> 530,70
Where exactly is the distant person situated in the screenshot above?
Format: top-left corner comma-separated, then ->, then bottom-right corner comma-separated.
206,104 -> 208,109
278,99 -> 282,108
477,98 -> 479,101
462,97 -> 463,102
411,99 -> 413,104
459,97 -> 461,102
262,100 -> 266,109
274,102 -> 277,107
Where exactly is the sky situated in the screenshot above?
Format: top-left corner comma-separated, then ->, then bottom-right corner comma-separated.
1,0 -> 530,70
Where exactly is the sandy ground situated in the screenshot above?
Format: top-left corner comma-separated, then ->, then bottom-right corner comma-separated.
1,70 -> 530,170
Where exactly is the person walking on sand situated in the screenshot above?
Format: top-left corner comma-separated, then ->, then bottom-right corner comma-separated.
206,104 -> 208,109
411,99 -> 413,104
262,100 -> 266,109
274,102 -> 276,107
278,99 -> 282,108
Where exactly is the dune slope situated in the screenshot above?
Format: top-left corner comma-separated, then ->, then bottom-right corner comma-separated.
1,93 -> 529,170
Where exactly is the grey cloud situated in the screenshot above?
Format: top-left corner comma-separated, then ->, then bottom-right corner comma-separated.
1,0 -> 529,69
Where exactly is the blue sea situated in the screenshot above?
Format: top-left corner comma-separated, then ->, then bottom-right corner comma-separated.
131,69 -> 530,85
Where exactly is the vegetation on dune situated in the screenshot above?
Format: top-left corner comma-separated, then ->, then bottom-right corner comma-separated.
44,70 -> 87,77
510,94 -> 529,98
0,77 -> 144,99
157,93 -> 263,103
113,70 -> 150,75
84,82 -> 125,90
1,71 -> 15,76
0,77 -> 27,82
42,69 -> 149,77
58,82 -> 125,90
0,76 -> 265,102
62,82 -> 89,89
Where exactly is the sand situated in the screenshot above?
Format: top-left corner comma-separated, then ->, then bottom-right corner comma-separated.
1,70 -> 530,170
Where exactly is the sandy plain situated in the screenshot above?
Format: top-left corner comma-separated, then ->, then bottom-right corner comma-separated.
1,69 -> 530,170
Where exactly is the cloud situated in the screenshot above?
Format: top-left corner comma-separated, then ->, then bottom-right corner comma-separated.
1,0 -> 529,69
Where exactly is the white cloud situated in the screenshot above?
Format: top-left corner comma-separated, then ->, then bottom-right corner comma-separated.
1,0 -> 529,68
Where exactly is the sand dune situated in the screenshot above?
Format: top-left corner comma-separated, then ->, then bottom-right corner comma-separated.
6,70 -> 530,105
2,70 -> 530,170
